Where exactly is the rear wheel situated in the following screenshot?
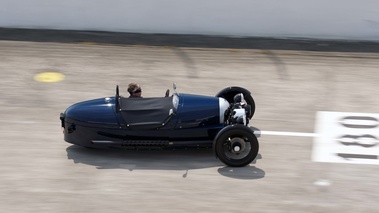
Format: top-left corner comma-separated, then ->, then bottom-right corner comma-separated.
214,125 -> 259,167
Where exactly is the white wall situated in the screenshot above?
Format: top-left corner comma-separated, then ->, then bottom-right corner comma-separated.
1,0 -> 379,41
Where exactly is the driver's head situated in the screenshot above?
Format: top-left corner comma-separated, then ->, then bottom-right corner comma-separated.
127,83 -> 142,98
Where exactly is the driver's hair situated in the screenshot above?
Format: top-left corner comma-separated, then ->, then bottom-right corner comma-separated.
127,83 -> 140,95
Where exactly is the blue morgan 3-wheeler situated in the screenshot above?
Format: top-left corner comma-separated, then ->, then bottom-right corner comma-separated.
60,84 -> 260,167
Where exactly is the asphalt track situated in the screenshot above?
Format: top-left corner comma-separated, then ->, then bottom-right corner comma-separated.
1,36 -> 379,212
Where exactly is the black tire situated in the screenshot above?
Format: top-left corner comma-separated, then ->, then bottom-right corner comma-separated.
214,125 -> 259,167
216,87 -> 255,118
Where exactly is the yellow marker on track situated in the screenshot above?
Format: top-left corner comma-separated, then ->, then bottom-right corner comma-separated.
34,72 -> 65,83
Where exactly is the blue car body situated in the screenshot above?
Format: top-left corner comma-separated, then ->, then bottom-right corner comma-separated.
62,93 -> 228,148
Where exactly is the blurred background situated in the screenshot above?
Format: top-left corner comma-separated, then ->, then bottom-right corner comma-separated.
1,1 -> 379,212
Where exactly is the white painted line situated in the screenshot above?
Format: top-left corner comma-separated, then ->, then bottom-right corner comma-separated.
257,130 -> 317,137
313,179 -> 332,186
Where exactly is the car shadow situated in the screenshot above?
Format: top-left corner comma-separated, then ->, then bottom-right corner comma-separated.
66,145 -> 265,179
217,155 -> 265,180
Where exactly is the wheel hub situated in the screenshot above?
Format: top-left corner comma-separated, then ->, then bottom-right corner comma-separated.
230,137 -> 246,154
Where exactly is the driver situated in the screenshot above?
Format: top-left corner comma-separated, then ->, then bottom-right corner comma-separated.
127,83 -> 143,98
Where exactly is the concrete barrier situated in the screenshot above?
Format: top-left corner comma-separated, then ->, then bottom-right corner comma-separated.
1,0 -> 379,41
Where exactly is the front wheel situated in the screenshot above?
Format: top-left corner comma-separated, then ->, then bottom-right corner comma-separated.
216,86 -> 255,118
214,125 -> 259,167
